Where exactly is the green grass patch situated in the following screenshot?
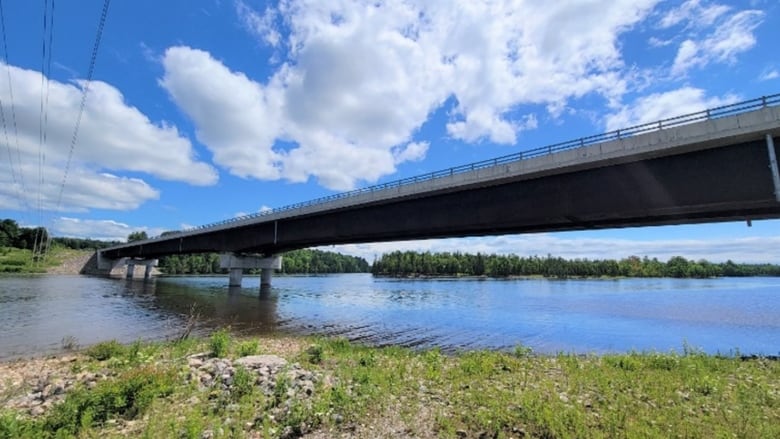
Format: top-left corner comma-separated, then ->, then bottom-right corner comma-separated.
2,336 -> 778,438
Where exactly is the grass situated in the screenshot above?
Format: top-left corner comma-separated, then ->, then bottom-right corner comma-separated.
1,335 -> 778,438
0,246 -> 87,274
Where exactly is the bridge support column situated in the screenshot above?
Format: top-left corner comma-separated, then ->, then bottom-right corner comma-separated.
228,268 -> 243,287
219,254 -> 282,291
127,258 -> 158,279
767,134 -> 780,202
261,268 -> 273,288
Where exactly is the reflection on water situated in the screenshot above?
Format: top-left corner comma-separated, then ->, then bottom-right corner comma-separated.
1,273 -> 779,359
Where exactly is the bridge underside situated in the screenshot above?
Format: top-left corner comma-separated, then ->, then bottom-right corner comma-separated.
101,137 -> 780,260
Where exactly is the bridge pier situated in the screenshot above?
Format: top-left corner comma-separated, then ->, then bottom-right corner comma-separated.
219,254 -> 282,291
97,252 -> 158,279
124,259 -> 158,279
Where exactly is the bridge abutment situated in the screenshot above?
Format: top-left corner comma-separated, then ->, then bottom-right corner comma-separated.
219,254 -> 282,291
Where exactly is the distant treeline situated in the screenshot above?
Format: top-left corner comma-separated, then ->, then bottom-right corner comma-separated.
0,219 -> 49,250
159,249 -> 370,275
371,251 -> 780,278
1,219 -> 120,251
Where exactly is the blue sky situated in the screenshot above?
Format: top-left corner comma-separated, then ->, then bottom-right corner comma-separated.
0,0 -> 779,263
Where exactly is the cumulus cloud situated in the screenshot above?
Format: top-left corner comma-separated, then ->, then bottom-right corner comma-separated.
759,68 -> 779,81
604,87 -> 739,131
0,62 -> 216,212
160,0 -> 661,190
50,217 -> 165,242
663,1 -> 764,77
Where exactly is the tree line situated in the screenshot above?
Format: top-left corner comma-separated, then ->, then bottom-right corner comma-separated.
158,249 -> 370,275
0,219 -> 49,250
1,219 -> 121,251
371,251 -> 780,278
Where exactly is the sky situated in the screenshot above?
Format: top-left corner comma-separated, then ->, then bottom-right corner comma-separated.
0,0 -> 779,263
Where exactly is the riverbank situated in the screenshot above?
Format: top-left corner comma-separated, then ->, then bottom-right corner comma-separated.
2,334 -> 778,438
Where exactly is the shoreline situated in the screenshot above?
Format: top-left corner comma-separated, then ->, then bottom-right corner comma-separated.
1,334 -> 778,438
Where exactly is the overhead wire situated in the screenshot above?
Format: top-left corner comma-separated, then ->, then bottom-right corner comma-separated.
55,0 -> 112,212
34,0 -> 55,263
42,0 -> 111,261
0,0 -> 32,225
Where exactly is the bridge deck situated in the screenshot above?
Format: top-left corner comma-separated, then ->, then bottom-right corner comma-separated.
101,95 -> 780,259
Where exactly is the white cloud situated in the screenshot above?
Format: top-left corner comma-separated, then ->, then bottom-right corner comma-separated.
759,68 -> 779,81
50,217 -> 165,242
326,232 -> 780,264
160,47 -> 284,181
659,0 -> 731,29
666,3 -> 763,77
393,141 -> 429,164
235,1 -> 281,47
604,87 -> 739,131
0,62 -> 216,213
161,0 -> 661,191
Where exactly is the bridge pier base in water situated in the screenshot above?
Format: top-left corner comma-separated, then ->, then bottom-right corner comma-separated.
96,253 -> 158,279
125,259 -> 158,279
219,254 -> 282,291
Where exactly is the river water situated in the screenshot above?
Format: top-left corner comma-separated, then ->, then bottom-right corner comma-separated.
1,274 -> 778,360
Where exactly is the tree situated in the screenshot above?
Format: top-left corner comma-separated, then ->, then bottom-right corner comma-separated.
0,219 -> 20,247
127,231 -> 149,242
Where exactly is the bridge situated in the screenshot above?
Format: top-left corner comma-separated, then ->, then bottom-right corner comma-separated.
98,94 -> 780,289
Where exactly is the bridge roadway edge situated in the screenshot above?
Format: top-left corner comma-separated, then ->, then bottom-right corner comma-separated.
98,106 -> 780,263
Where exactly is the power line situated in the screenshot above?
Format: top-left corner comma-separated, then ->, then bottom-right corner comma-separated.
40,0 -> 111,262
33,0 -> 55,263
0,0 -> 31,217
54,0 -> 111,212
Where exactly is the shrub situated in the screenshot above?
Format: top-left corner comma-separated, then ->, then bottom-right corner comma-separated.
231,366 -> 254,400
209,328 -> 231,358
237,339 -> 259,357
306,345 -> 323,364
86,340 -> 126,361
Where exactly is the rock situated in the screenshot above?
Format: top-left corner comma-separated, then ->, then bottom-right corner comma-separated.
234,355 -> 287,369
29,406 -> 45,416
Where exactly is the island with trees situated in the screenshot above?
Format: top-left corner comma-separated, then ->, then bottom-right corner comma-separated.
371,250 -> 780,278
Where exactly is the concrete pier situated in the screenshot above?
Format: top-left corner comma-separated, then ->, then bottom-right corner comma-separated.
124,258 -> 158,279
97,252 -> 157,279
219,254 -> 282,291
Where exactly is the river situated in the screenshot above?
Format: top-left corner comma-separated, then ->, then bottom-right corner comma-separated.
1,274 -> 778,360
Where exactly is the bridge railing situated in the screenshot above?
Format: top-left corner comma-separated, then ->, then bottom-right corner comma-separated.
148,93 -> 780,241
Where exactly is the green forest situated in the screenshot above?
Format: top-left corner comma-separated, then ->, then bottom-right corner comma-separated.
158,249 -> 370,275
372,251 -> 780,278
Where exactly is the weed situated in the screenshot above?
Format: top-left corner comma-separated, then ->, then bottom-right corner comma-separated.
513,344 -> 533,358
231,365 -> 254,400
85,340 -> 126,361
237,339 -> 259,357
209,328 -> 231,358
305,344 -> 324,364
43,367 -> 175,436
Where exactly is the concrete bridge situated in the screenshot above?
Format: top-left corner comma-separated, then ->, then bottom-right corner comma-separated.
98,94 -> 780,289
